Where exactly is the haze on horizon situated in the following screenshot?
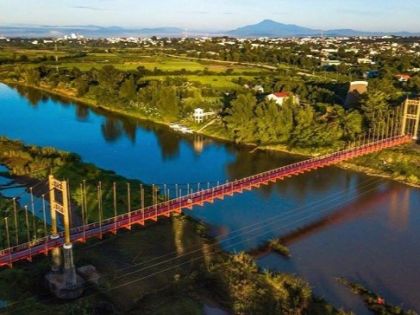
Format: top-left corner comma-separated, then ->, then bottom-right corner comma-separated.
1,0 -> 420,32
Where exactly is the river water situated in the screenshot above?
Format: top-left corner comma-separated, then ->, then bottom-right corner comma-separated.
0,83 -> 419,314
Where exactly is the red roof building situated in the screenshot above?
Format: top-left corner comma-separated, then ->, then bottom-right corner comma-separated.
395,74 -> 411,82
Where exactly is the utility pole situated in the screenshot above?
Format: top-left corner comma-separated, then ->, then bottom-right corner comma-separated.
55,43 -> 59,72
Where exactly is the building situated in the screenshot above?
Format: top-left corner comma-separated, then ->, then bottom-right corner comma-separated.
357,58 -> 375,65
364,70 -> 379,79
395,74 -> 411,82
321,60 -> 342,67
345,81 -> 368,108
253,85 -> 264,94
193,108 -> 216,123
266,92 -> 293,106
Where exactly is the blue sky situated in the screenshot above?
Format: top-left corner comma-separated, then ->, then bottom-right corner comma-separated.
1,0 -> 419,32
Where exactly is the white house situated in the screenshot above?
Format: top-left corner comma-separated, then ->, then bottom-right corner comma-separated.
193,108 -> 216,123
357,58 -> 375,65
266,92 -> 292,106
253,85 -> 265,94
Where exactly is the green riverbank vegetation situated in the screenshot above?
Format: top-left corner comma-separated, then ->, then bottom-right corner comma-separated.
3,62 -> 419,186
0,137 -> 154,223
0,43 -> 418,182
337,278 -> 417,315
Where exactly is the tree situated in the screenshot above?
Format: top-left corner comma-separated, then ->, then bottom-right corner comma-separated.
224,93 -> 257,143
340,110 -> 363,142
24,68 -> 41,86
119,76 -> 137,100
74,76 -> 90,97
156,85 -> 180,120
360,91 -> 390,133
254,99 -> 293,144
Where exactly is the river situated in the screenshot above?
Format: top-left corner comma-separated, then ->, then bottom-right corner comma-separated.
0,83 -> 419,314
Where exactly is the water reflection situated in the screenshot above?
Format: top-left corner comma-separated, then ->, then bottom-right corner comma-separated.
101,117 -> 124,143
279,184 -> 399,247
154,127 -> 182,160
75,105 -> 89,121
388,189 -> 410,231
15,85 -> 45,107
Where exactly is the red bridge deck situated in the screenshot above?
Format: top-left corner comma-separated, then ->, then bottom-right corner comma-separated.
0,135 -> 411,267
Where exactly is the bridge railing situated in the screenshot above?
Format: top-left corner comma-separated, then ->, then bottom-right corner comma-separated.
0,135 -> 411,260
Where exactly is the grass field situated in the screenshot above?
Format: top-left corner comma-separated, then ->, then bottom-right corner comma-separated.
57,55 -> 264,73
0,47 -> 266,89
146,74 -> 246,88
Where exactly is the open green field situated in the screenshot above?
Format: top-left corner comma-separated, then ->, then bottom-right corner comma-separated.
0,48 -> 68,59
0,47 -> 266,89
57,55 -> 264,73
0,47 -> 264,74
146,74 -> 246,88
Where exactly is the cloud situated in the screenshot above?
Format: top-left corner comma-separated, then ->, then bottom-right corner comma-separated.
71,5 -> 104,11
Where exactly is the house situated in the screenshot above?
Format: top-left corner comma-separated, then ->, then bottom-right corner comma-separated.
253,85 -> 264,93
395,74 -> 411,82
266,92 -> 292,106
193,108 -> 216,123
321,59 -> 342,67
357,58 -> 375,65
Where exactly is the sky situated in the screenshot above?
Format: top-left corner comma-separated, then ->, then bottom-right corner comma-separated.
1,0 -> 420,32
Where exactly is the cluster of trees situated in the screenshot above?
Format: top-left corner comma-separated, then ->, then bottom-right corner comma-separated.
225,72 -> 411,150
8,63 -> 412,151
12,65 -> 221,122
223,93 -> 363,149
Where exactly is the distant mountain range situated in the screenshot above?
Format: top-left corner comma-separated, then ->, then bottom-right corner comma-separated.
0,25 -> 185,37
0,20 -> 418,38
227,19 -> 419,37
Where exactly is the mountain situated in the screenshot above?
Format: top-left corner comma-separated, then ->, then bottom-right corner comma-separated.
227,19 -> 320,37
227,19 -> 419,37
0,25 -> 185,37
0,20 -> 418,38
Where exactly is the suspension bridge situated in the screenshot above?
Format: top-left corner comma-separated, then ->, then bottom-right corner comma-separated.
0,98 -> 418,296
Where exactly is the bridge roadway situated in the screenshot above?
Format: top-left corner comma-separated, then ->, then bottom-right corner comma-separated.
0,135 -> 411,267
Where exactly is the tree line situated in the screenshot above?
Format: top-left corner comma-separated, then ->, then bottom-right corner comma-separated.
6,65 -> 408,151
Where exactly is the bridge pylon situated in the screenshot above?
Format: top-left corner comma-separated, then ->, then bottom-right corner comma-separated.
401,98 -> 420,140
45,175 -> 84,299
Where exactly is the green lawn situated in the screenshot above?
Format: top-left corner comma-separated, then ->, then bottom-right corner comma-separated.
147,74 -> 249,88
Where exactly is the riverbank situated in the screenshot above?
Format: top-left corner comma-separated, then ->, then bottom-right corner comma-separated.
2,80 -> 418,188
0,137 -> 154,220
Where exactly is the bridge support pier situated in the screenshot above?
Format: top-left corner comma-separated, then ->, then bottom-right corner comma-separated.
45,243 -> 85,299
51,244 -> 62,273
63,243 -> 77,287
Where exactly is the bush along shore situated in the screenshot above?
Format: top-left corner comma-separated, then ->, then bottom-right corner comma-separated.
337,278 -> 418,315
0,61 -> 418,187
0,137 -> 353,314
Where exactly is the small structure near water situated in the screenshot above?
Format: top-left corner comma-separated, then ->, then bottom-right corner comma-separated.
193,108 -> 216,123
